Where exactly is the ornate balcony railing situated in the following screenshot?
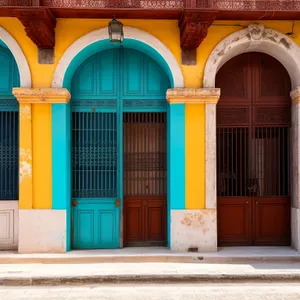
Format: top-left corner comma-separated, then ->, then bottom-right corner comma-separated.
2,0 -> 300,10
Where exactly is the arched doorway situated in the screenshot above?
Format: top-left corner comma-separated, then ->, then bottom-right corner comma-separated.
71,48 -> 170,249
216,52 -> 291,246
0,42 -> 20,249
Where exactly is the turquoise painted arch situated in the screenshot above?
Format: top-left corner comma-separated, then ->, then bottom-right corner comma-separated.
52,37 -> 185,250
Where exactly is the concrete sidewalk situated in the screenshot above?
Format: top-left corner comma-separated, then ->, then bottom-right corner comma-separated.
1,262 -> 300,285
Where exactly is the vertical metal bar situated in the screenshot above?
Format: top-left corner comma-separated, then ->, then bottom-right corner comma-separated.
78,112 -> 81,197
93,112 -> 95,196
123,113 -> 125,196
104,112 -> 107,197
16,111 -> 18,199
130,113 -> 132,196
235,127 -> 237,196
101,112 -> 104,197
278,126 -> 281,196
217,128 -> 220,196
245,128 -> 248,197
11,111 -> 14,199
75,112 -> 78,198
0,112 -> 3,198
239,128 -> 242,196
4,111 -> 7,197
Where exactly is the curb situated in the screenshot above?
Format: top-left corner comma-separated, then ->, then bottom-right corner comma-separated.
2,274 -> 300,286
1,256 -> 300,264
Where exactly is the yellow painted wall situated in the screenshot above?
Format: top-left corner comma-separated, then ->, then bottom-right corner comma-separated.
185,104 -> 205,209
0,17 -> 299,209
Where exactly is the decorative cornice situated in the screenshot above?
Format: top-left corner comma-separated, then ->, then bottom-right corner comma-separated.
13,88 -> 71,104
178,11 -> 216,50
291,87 -> 300,104
12,7 -> 56,49
166,88 -> 220,104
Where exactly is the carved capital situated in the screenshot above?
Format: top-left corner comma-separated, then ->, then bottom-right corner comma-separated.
12,7 -> 56,49
13,88 -> 71,104
166,88 -> 220,104
179,11 -> 216,50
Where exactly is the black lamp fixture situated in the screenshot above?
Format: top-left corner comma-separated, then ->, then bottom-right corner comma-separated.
108,16 -> 124,44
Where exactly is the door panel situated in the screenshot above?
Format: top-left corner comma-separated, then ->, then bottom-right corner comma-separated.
124,196 -> 166,246
72,199 -> 120,249
218,197 -> 252,246
254,197 -> 290,245
216,52 -> 291,246
145,197 -> 166,244
123,197 -> 143,244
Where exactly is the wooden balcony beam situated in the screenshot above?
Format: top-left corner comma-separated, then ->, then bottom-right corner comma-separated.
12,7 -> 56,49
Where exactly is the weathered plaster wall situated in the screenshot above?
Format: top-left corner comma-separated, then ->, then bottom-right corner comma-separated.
171,209 -> 217,252
18,210 -> 66,253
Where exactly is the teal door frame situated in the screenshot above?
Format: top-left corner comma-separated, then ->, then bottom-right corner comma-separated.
52,39 -> 185,251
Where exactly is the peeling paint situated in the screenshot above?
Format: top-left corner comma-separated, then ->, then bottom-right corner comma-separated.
19,148 -> 32,183
20,104 -> 31,121
217,50 -> 224,57
171,210 -> 217,252
280,38 -> 291,49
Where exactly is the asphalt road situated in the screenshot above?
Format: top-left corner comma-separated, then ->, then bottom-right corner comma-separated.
1,283 -> 300,300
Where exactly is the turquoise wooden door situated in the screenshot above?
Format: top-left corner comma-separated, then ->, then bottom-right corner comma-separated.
71,48 -> 170,249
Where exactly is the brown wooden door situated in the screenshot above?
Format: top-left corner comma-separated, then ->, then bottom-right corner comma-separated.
123,113 -> 167,246
216,52 -> 291,246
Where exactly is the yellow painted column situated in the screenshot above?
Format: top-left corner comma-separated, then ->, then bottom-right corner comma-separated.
12,88 -> 71,210
186,103 -> 205,209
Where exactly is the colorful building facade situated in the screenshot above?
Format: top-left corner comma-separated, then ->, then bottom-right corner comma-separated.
0,1 -> 300,253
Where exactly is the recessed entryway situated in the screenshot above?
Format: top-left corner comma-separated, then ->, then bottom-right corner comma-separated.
70,48 -> 170,249
216,52 -> 291,246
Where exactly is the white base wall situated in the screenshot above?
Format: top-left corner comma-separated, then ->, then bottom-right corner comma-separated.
0,201 -> 18,250
170,209 -> 217,252
18,209 -> 66,253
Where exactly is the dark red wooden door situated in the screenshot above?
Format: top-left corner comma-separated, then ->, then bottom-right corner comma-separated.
123,113 -> 167,246
216,52 -> 291,246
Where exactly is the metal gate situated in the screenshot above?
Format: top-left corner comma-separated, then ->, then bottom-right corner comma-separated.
71,111 -> 119,249
123,112 -> 167,246
216,52 -> 291,246
0,110 -> 19,200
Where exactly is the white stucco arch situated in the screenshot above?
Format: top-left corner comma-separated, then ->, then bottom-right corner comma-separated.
203,24 -> 300,89
52,26 -> 184,88
0,27 -> 31,88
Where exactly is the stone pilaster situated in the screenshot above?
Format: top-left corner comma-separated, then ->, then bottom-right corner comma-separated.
290,87 -> 300,251
166,88 -> 220,252
12,88 -> 70,253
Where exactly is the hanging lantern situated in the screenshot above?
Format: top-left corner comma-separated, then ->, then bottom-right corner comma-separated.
108,16 -> 124,44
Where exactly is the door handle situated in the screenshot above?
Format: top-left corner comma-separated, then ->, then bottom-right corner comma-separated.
72,199 -> 77,207
116,199 -> 120,207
